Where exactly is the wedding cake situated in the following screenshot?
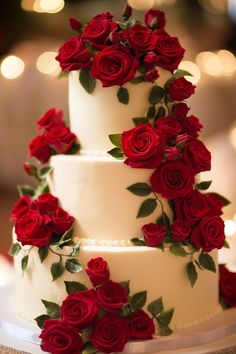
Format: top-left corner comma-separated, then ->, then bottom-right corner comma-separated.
9,5 -> 230,354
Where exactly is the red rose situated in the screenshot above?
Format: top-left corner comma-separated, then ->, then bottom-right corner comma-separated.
37,108 -> 64,131
96,280 -> 128,312
155,116 -> 182,140
61,289 -> 99,330
173,190 -> 210,225
219,265 -> 236,307
165,146 -> 180,161
150,161 -> 194,199
128,309 -> 155,339
145,9 -> 166,29
69,18 -> 82,31
145,69 -> 159,82
206,193 -> 224,216
40,319 -> 83,354
176,133 -> 190,145
56,35 -> 92,72
172,103 -> 190,120
143,52 -> 158,70
154,34 -> 185,72
28,134 -> 51,164
83,12 -> 117,50
15,210 -> 52,247
90,314 -> 129,353
37,193 -> 59,214
168,77 -> 195,101
86,257 -> 110,287
52,208 -> 74,235
142,223 -> 166,247
183,138 -> 211,174
121,124 -> 165,169
171,219 -> 191,242
46,125 -> 77,154
10,195 -> 32,221
90,44 -> 139,87
190,216 -> 225,252
180,115 -> 203,138
121,24 -> 157,57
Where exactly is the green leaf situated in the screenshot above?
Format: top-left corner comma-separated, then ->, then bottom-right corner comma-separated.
132,117 -> 149,126
130,237 -> 145,246
122,303 -> 132,317
194,259 -> 203,271
156,106 -> 166,118
137,198 -> 157,218
56,228 -> 74,248
21,255 -> 29,274
157,308 -> 175,325
157,322 -> 173,336
51,261 -> 65,281
57,70 -> 68,80
82,343 -> 97,354
169,243 -> 188,257
127,183 -> 152,197
198,252 -> 216,273
42,300 -> 60,319
224,240 -> 230,249
129,76 -> 145,84
81,328 -> 92,344
9,243 -> 21,256
196,180 -> 212,190
146,105 -> 156,119
70,243 -> 81,257
120,281 -> 130,294
209,193 -> 230,206
64,281 -> 88,294
108,134 -> 122,148
107,147 -> 124,159
156,212 -> 170,226
173,69 -> 193,78
17,184 -> 35,197
148,85 -> 164,105
147,297 -> 164,316
38,246 -> 49,263
34,180 -> 50,197
130,291 -> 147,310
117,87 -> 129,105
66,142 -> 81,155
34,314 -> 50,329
65,258 -> 83,273
186,261 -> 198,287
79,68 -> 96,94
40,166 -> 53,179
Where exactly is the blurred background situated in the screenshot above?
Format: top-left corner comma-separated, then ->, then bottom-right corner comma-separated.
0,0 -> 236,255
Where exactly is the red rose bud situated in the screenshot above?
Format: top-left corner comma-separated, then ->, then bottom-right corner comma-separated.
122,5 -> 132,20
142,223 -> 166,247
145,9 -> 166,29
168,77 -> 196,101
23,162 -> 38,179
165,146 -> 180,161
10,195 -> 32,221
143,53 -> 158,70
69,17 -> 82,31
171,219 -> 191,242
172,103 -> 190,119
219,265 -> 236,307
28,134 -> 51,164
176,133 -> 190,147
52,207 -> 75,235
181,115 -> 203,138
183,138 -> 211,174
145,69 -> 159,82
128,310 -> 155,339
37,108 -> 64,131
86,257 -> 110,287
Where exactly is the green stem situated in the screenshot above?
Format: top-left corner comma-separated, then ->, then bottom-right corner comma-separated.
153,191 -> 164,215
48,246 -> 70,258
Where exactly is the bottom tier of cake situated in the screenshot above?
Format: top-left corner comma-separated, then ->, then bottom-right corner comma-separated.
12,242 -> 222,331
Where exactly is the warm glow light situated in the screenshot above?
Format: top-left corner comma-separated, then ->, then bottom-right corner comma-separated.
33,0 -> 44,12
229,123 -> 236,150
39,0 -> 64,13
196,51 -> 223,77
0,55 -> 25,79
36,51 -> 60,76
198,0 -> 227,14
178,61 -> 201,84
225,219 -> 236,237
128,0 -> 154,10
21,0 -> 34,11
154,0 -> 176,5
217,50 -> 236,76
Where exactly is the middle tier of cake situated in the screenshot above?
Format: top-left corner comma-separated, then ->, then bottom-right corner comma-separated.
48,155 -> 172,242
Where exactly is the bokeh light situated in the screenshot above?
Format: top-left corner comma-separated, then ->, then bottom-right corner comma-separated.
217,50 -> 236,76
128,0 -> 154,11
178,61 -> 201,84
33,0 -> 64,13
229,122 -> 236,150
225,219 -> 236,237
36,51 -> 60,76
196,51 -> 223,77
21,0 -> 34,11
0,55 -> 25,79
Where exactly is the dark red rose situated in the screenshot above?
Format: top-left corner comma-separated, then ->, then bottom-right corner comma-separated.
165,146 -> 180,161
142,223 -> 166,247
173,190 -> 210,225
172,103 -> 190,120
143,52 -> 158,71
154,34 -> 185,72
28,134 -> 51,164
86,257 -> 110,287
219,265 -> 236,307
145,9 -> 166,29
206,193 -> 224,216
181,115 -> 203,138
52,208 -> 74,234
69,18 -> 82,31
121,124 -> 165,169
40,319 -> 83,354
176,133 -> 190,145
145,69 -> 159,82
23,162 -> 38,178
90,314 -> 129,353
46,125 -> 77,154
37,193 -> 59,214
15,210 -> 52,247
83,13 -> 117,50
150,161 -> 194,199
61,289 -> 99,330
121,25 -> 157,57
155,116 -> 182,140
171,219 -> 191,242
96,280 -> 128,312
37,108 -> 64,131
168,77 -> 195,101
10,195 -> 32,221
190,216 -> 225,252
183,138 -> 211,174
56,35 -> 92,72
90,44 -> 139,87
128,309 -> 155,339
122,5 -> 132,20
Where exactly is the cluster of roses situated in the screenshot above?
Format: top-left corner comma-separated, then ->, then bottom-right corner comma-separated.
29,108 -> 79,164
11,193 -> 74,248
56,8 -> 185,87
219,265 -> 236,308
39,257 -> 156,354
